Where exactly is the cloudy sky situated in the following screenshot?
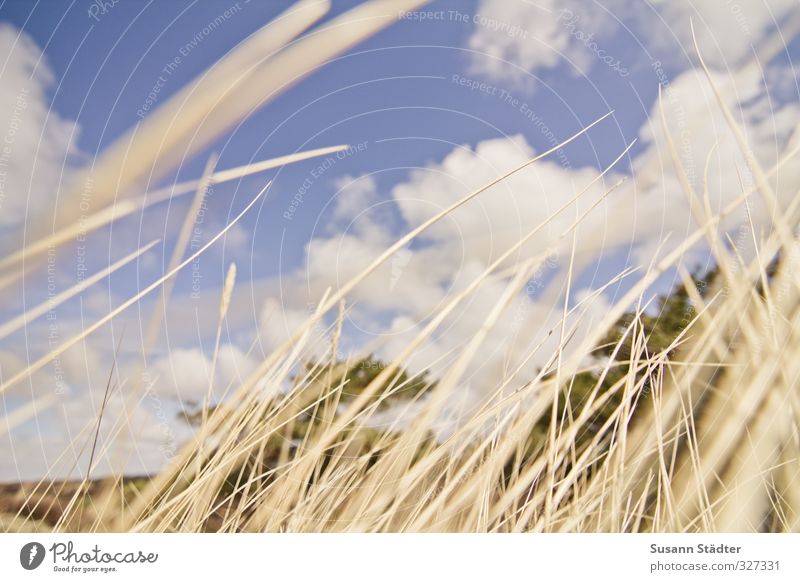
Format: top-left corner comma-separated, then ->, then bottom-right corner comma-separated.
1,0 -> 798,480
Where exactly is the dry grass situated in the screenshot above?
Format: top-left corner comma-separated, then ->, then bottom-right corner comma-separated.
1,0 -> 799,533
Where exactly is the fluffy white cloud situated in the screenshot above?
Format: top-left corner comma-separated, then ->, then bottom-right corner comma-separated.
0,387 -> 193,481
392,134 -> 615,262
266,53 -> 799,408
648,0 -> 798,68
265,134 -> 622,399
0,24 -> 81,230
331,174 -> 381,222
625,63 -> 800,266
0,336 -> 194,481
150,344 -> 258,403
468,0 -> 593,83
259,298 -> 330,361
467,0 -> 799,83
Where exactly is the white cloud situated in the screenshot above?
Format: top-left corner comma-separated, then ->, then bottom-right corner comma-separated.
222,222 -> 251,256
0,24 -> 81,231
263,52 -> 800,410
467,0 -> 799,83
331,174 -> 380,222
150,344 -> 258,403
467,0 -> 594,84
391,134 -> 614,261
0,388 -> 193,481
259,299 -> 329,361
0,337 -> 193,481
262,134 -> 623,400
626,63 -> 800,265
648,0 -> 798,68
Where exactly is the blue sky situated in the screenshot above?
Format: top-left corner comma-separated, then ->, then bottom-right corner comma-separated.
2,0 -> 663,282
1,0 -> 798,479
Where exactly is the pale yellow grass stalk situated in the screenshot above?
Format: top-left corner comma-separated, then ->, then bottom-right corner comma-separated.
0,182 -> 270,396
0,145 -> 347,275
142,154 -> 219,358
0,240 -> 159,341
